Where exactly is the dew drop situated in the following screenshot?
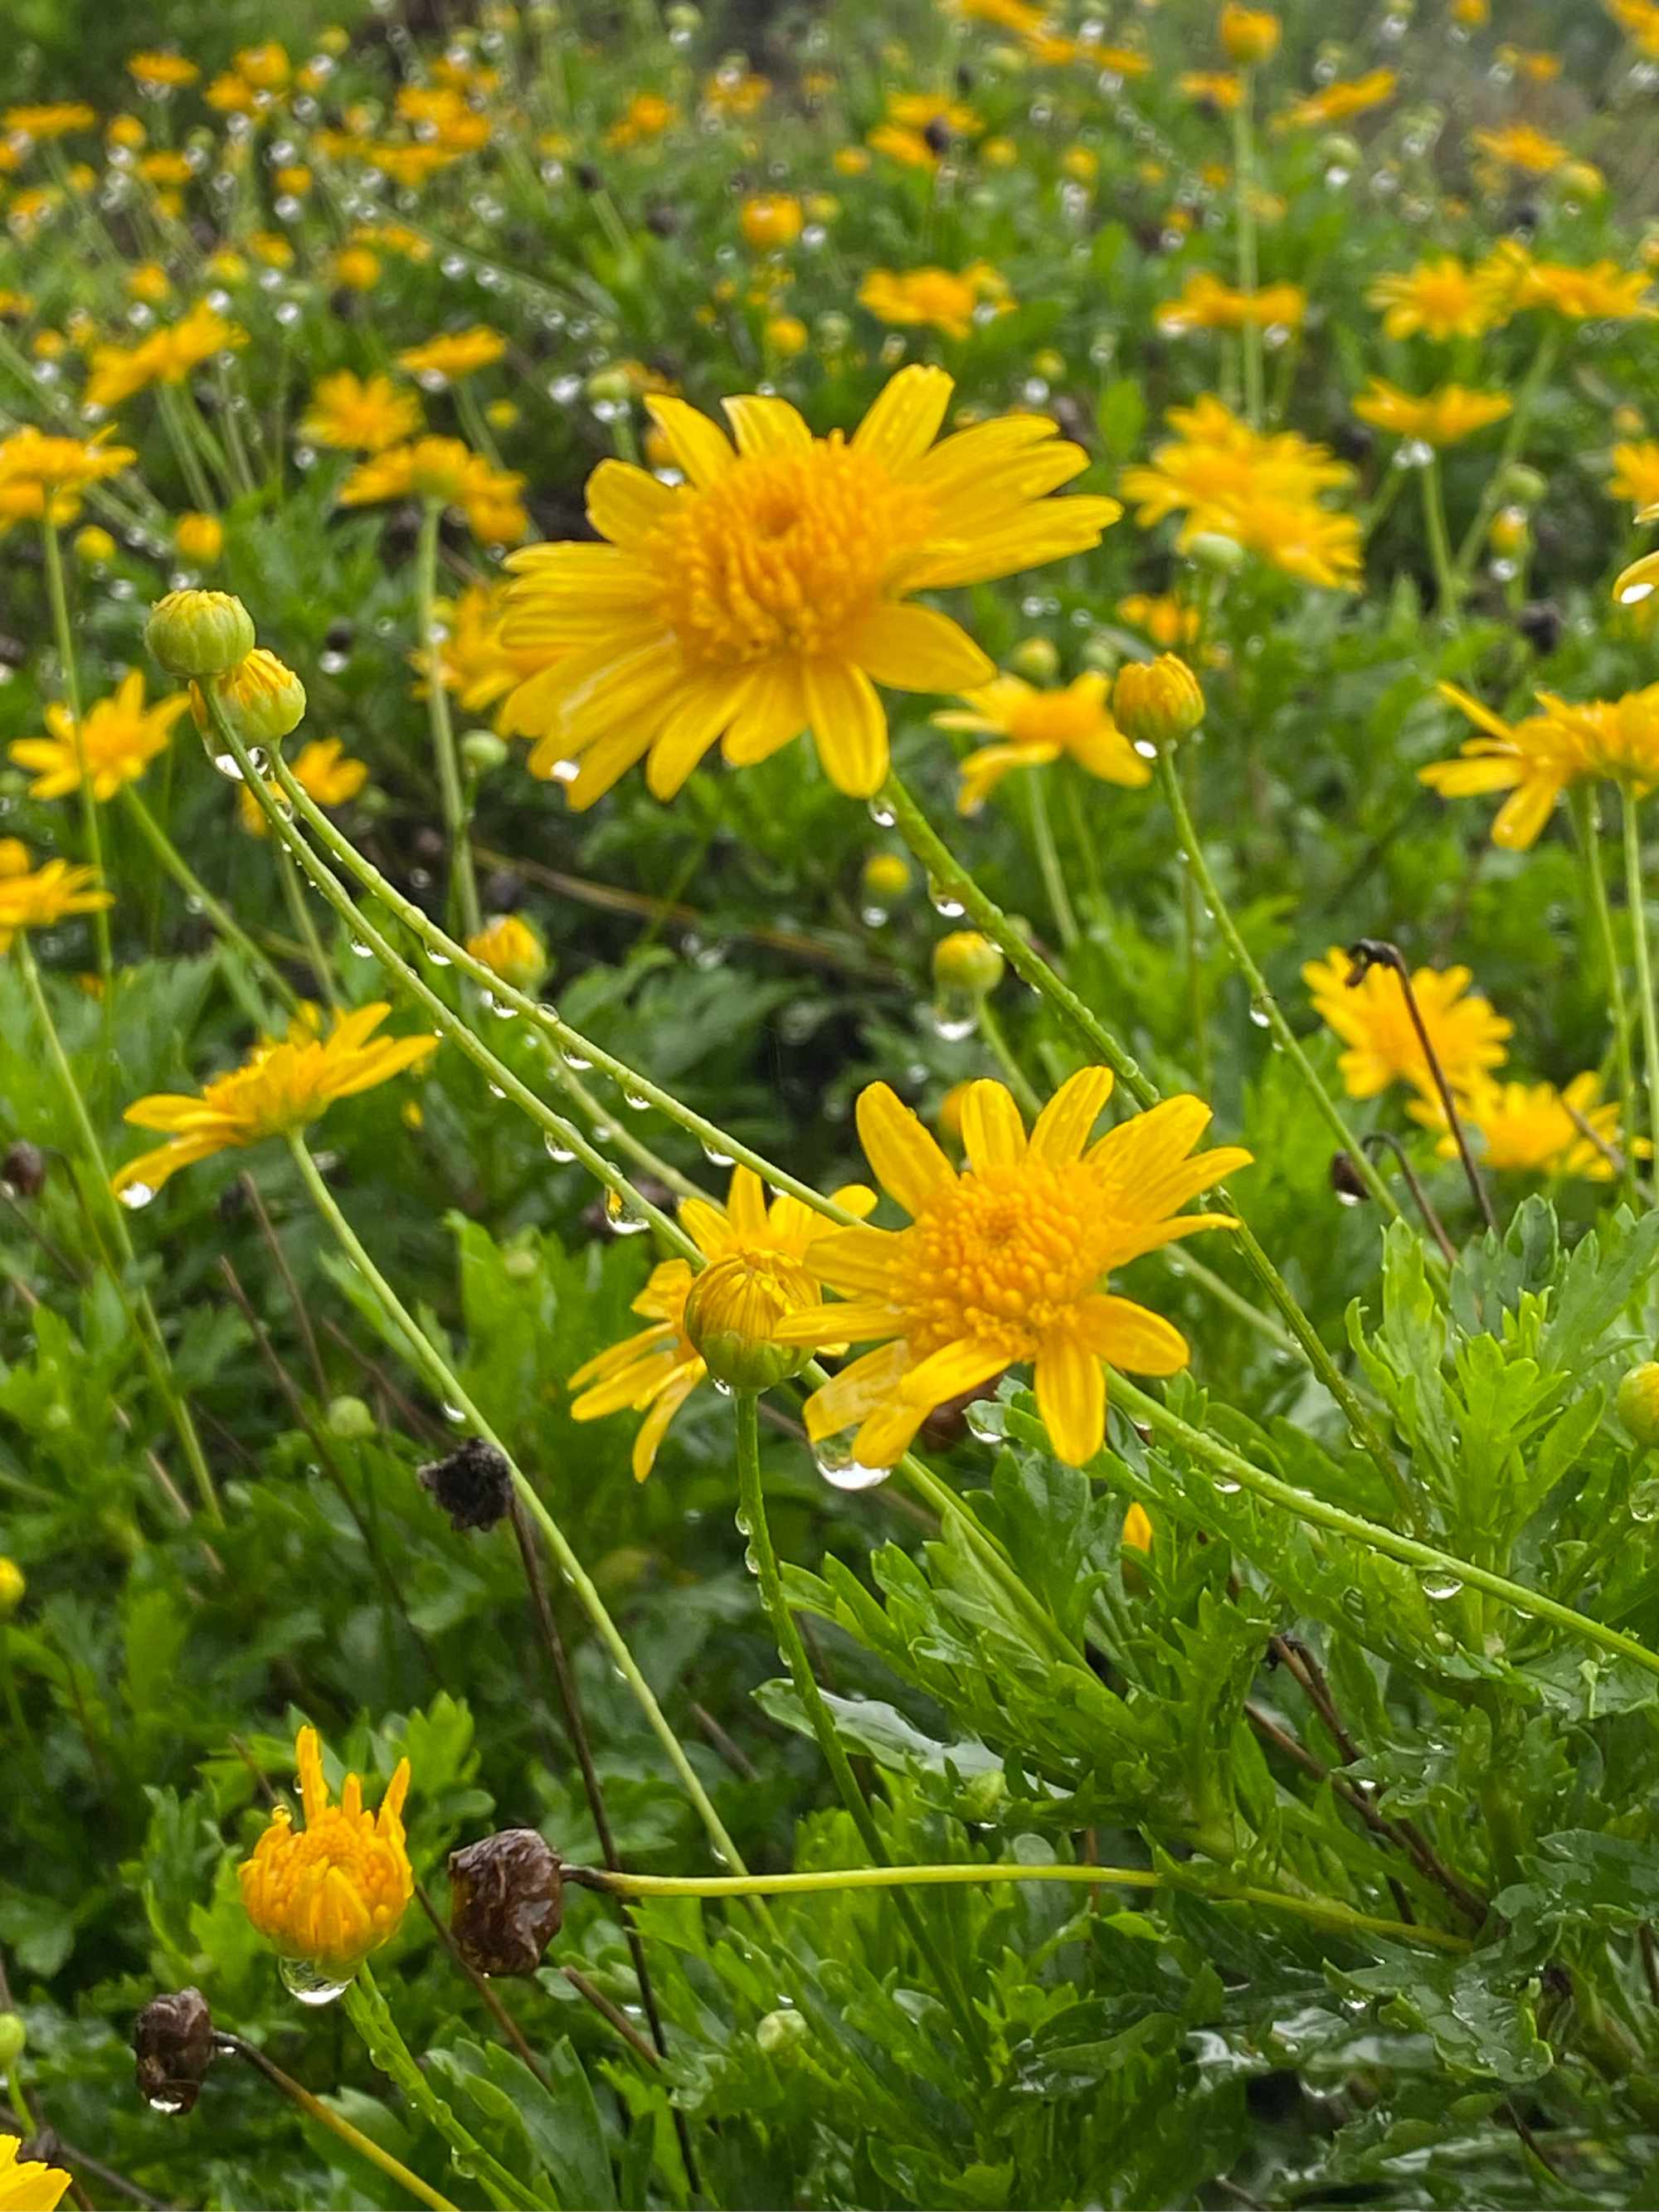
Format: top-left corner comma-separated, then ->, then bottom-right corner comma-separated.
280,1956 -> 352,2005
867,798 -> 897,829
813,1433 -> 891,1491
118,1181 -> 156,1210
544,1133 -> 577,1164
623,1088 -> 651,1111
860,904 -> 889,927
702,1140 -> 735,1167
1422,1572 -> 1463,1602
605,1189 -> 649,1235
441,1403 -> 467,1425
562,1047 -> 592,1072
147,2094 -> 187,2115
1248,1005 -> 1272,1028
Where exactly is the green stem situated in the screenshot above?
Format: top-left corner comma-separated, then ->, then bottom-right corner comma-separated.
1422,457 -> 1460,616
1453,329 -> 1559,584
882,768 -> 1413,1512
15,936 -> 221,1522
40,521 -> 111,987
977,998 -> 1042,1118
1112,1373 -> 1659,1686
1024,766 -> 1078,950
1572,785 -> 1638,1206
225,2032 -> 460,2212
418,500 -> 483,941
287,1133 -> 745,1873
155,382 -> 220,513
275,835 -> 339,1007
595,1859 -> 1465,1954
207,693 -> 696,1262
1623,780 -> 1659,1195
1180,745 -> 1213,1099
344,1966 -> 536,2212
252,722 -> 861,1230
1233,71 -> 1262,428
1163,1246 -> 1297,1354
1155,746 -> 1398,1216
733,1394 -> 987,2063
120,785 -> 299,1012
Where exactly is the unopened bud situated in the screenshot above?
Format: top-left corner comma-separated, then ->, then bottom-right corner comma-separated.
684,1252 -> 815,1390
1185,531 -> 1246,575
449,1829 -> 564,1976
1619,1362 -> 1659,1448
74,526 -> 117,566
175,513 -> 225,564
1112,654 -> 1204,748
199,649 -> 306,743
1009,635 -> 1059,682
1220,2 -> 1281,63
0,2014 -> 24,2068
756,2008 -> 809,2054
133,1987 -> 216,2117
1497,463 -> 1547,508
861,852 -> 912,907
465,913 -> 548,994
325,1395 -> 376,1440
932,931 -> 1005,998
460,729 -> 509,774
419,1437 -> 514,1532
145,590 -> 255,679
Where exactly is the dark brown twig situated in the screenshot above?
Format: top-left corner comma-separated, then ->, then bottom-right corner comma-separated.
413,1879 -> 551,2085
559,1965 -> 661,2066
1561,1097 -> 1656,1205
1345,940 -> 1498,1232
1360,1132 -> 1457,1265
240,1171 -> 327,1398
692,1701 -> 760,1782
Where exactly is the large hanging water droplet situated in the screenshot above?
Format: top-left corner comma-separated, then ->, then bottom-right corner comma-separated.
813,1433 -> 891,1492
562,1046 -> 592,1072
544,1133 -> 576,1164
280,1956 -> 352,2005
1213,1475 -> 1242,1495
1421,1571 -> 1464,1602
927,878 -> 966,920
605,1188 -> 649,1235
118,1181 -> 156,1210
702,1140 -> 734,1167
867,797 -> 896,829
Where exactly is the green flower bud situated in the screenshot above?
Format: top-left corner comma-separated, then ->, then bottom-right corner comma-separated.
861,852 -> 912,905
1112,653 -> 1205,748
684,1252 -> 815,1392
202,649 -> 307,743
460,728 -> 510,775
756,2007 -> 808,2054
1496,463 -> 1548,508
1185,531 -> 1246,575
325,1395 -> 377,1441
1010,634 -> 1059,682
932,931 -> 1005,998
0,2013 -> 26,2068
144,589 -> 255,678
1619,1362 -> 1659,1448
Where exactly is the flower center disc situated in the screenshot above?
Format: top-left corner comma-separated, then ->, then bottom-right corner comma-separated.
902,1163 -> 1102,1360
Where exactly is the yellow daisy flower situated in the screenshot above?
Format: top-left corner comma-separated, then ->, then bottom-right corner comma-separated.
238,1725 -> 412,1981
771,1069 -> 1251,1471
1352,379 -> 1511,448
111,1003 -> 438,1198
1155,273 -> 1307,336
1414,1072 -> 1638,1181
1302,947 -> 1511,1106
1275,69 -> 1397,129
299,371 -> 425,455
236,737 -> 369,836
1367,255 -> 1511,342
570,1166 -> 875,1479
933,671 -> 1151,813
11,669 -> 189,800
0,853 -> 113,954
1471,123 -> 1569,175
499,365 -> 1121,807
340,437 -> 528,544
1608,440 -> 1659,511
856,264 -> 1011,341
396,326 -> 507,385
1421,683 -> 1600,849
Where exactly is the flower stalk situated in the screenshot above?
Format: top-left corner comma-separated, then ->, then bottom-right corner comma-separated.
1622,783 -> 1659,1195
1571,786 -> 1639,1206
40,519 -> 111,986
119,785 -> 299,1014
216,2030 -> 459,2212
417,498 -> 483,941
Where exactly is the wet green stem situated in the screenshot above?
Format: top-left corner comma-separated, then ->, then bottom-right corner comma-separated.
120,785 -> 299,1012
1623,780 -> 1659,1194
41,521 -> 110,987
1572,785 -> 1638,1206
418,499 -> 482,941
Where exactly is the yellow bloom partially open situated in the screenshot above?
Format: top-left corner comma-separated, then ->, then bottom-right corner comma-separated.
0,2134 -> 71,2212
239,1726 -> 411,1980
111,1003 -> 438,1197
772,1069 -> 1251,1471
499,365 -> 1121,807
934,671 -> 1150,812
570,1166 -> 873,1478
1352,379 -> 1511,449
12,669 -> 188,800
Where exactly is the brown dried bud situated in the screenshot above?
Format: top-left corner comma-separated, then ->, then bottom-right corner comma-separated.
1,1141 -> 45,1198
449,1829 -> 564,1976
419,1438 -> 513,1533
1330,1151 -> 1370,1202
134,1987 -> 216,2116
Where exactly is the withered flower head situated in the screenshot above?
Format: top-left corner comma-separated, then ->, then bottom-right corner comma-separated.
418,1437 -> 514,1532
448,1829 -> 564,1976
133,1987 -> 216,2116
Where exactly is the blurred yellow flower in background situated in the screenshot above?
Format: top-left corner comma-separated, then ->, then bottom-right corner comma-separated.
12,669 -> 188,799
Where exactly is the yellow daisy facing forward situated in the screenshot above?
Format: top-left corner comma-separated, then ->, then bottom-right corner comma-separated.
1303,948 -> 1511,1106
0,852 -> 113,954
499,365 -> 1122,806
12,669 -> 189,800
933,671 -> 1151,813
111,1003 -> 438,1198
771,1069 -> 1251,1471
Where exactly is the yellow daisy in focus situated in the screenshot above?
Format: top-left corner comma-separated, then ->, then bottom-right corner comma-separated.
1414,1072 -> 1638,1181
299,371 -> 424,454
11,670 -> 189,800
236,737 -> 369,836
111,1003 -> 438,1198
570,1166 -> 875,1479
771,1069 -> 1251,1471
1352,379 -> 1511,449
0,853 -> 113,954
397,326 -> 507,384
1422,683 -> 1598,849
1303,947 -> 1511,1106
0,2133 -> 71,2212
933,671 -> 1151,813
1367,255 -> 1511,342
239,1725 -> 411,1981
499,365 -> 1122,807
856,265 -> 1011,341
